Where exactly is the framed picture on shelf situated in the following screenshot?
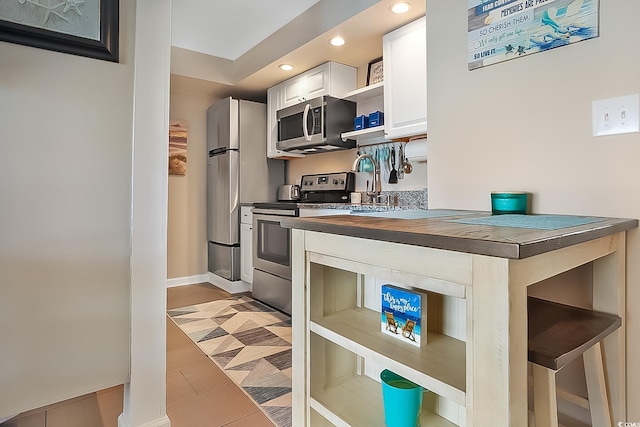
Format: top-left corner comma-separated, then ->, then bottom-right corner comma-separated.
366,56 -> 383,85
0,0 -> 119,62
381,284 -> 427,347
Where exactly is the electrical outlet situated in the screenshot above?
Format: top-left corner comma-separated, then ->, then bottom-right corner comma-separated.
592,94 -> 640,136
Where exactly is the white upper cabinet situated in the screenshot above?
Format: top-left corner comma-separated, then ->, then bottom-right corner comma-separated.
266,85 -> 288,159
281,76 -> 307,107
280,62 -> 356,109
383,16 -> 427,140
267,61 -> 357,159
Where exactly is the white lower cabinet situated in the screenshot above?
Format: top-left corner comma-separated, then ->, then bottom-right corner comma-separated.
240,206 -> 253,284
294,231 -> 465,426
240,224 -> 252,283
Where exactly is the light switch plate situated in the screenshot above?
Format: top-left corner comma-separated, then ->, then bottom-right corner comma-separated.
592,94 -> 640,136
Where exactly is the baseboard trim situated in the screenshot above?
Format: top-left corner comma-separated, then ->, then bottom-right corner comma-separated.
166,274 -> 209,288
118,413 -> 171,427
207,272 -> 251,294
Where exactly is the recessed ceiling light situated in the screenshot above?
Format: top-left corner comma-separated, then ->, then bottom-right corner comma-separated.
279,64 -> 294,71
390,2 -> 411,14
330,36 -> 345,47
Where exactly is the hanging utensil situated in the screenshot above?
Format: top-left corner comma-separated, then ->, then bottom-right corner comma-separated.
379,145 -> 390,183
403,143 -> 413,174
398,143 -> 405,180
389,144 -> 398,184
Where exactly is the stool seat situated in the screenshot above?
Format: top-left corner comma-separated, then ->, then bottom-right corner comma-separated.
528,297 -> 622,427
528,297 -> 622,371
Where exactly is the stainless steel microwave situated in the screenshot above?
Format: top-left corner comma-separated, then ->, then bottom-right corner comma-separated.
276,95 -> 356,154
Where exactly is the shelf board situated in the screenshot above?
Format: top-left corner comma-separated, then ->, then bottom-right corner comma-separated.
341,82 -> 384,103
310,307 -> 466,406
310,375 -> 458,427
341,126 -> 388,145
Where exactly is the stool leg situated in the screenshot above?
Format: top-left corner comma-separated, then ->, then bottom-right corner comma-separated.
584,343 -> 612,427
532,363 -> 558,427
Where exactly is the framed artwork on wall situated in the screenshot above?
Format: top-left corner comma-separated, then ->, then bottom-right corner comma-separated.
468,0 -> 599,70
366,56 -> 383,85
0,0 -> 119,62
169,119 -> 187,176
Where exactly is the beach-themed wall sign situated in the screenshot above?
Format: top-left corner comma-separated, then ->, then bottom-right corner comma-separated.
468,0 -> 599,70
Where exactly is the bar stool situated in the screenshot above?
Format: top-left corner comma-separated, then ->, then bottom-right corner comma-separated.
528,296 -> 622,427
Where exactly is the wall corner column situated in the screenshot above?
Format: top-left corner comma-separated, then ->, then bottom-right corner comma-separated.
121,0 -> 172,426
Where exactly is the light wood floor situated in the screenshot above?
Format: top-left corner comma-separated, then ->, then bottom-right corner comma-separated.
3,283 -> 274,427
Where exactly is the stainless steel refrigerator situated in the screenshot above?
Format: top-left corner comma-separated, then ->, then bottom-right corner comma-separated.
207,97 -> 284,281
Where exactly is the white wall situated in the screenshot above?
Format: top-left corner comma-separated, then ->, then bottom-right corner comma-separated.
426,0 -> 640,421
0,5 -> 135,419
168,90 -> 219,279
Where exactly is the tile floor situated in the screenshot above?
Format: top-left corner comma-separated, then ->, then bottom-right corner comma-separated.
168,295 -> 292,426
166,284 -> 275,427
2,283 -> 274,427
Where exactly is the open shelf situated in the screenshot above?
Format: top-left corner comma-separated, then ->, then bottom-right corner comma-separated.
341,82 -> 384,103
310,375 -> 458,427
341,126 -> 388,145
310,307 -> 466,406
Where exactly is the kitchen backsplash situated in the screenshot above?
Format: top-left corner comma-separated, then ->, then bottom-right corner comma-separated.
286,147 -> 428,193
384,189 -> 428,209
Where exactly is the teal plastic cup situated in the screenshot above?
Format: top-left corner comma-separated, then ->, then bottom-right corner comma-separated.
380,369 -> 423,427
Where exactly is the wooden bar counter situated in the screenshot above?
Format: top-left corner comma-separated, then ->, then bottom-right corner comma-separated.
282,210 -> 637,427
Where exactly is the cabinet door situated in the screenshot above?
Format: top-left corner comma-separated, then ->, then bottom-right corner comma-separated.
304,63 -> 330,100
240,223 -> 253,284
281,76 -> 307,108
266,84 -> 306,159
383,16 -> 427,140
266,85 -> 283,159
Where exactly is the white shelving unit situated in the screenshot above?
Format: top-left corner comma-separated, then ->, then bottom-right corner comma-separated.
310,376 -> 458,427
298,242 -> 467,426
310,309 -> 466,405
340,82 -> 383,103
341,126 -> 386,145
340,83 -> 388,146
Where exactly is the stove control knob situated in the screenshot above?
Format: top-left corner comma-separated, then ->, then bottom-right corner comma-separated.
333,179 -> 338,185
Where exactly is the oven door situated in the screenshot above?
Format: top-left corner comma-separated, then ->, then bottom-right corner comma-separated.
252,212 -> 292,280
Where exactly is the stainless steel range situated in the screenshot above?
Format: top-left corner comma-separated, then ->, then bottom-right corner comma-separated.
252,172 -> 355,314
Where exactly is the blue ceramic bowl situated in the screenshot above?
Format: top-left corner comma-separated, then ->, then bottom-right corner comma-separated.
491,192 -> 528,215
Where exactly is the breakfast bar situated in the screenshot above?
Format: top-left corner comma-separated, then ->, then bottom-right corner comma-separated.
282,210 -> 637,426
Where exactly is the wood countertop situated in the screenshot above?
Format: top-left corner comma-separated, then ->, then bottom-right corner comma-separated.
281,210 -> 638,259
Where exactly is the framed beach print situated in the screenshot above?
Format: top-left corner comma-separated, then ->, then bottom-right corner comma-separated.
0,0 -> 119,62
169,119 -> 188,176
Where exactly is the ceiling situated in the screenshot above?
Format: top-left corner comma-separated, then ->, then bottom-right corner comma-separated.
170,0 -> 426,102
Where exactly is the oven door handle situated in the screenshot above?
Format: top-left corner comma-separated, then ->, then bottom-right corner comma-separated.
252,208 -> 298,216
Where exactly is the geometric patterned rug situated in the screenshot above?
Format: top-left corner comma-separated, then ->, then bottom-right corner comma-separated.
167,295 -> 292,427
